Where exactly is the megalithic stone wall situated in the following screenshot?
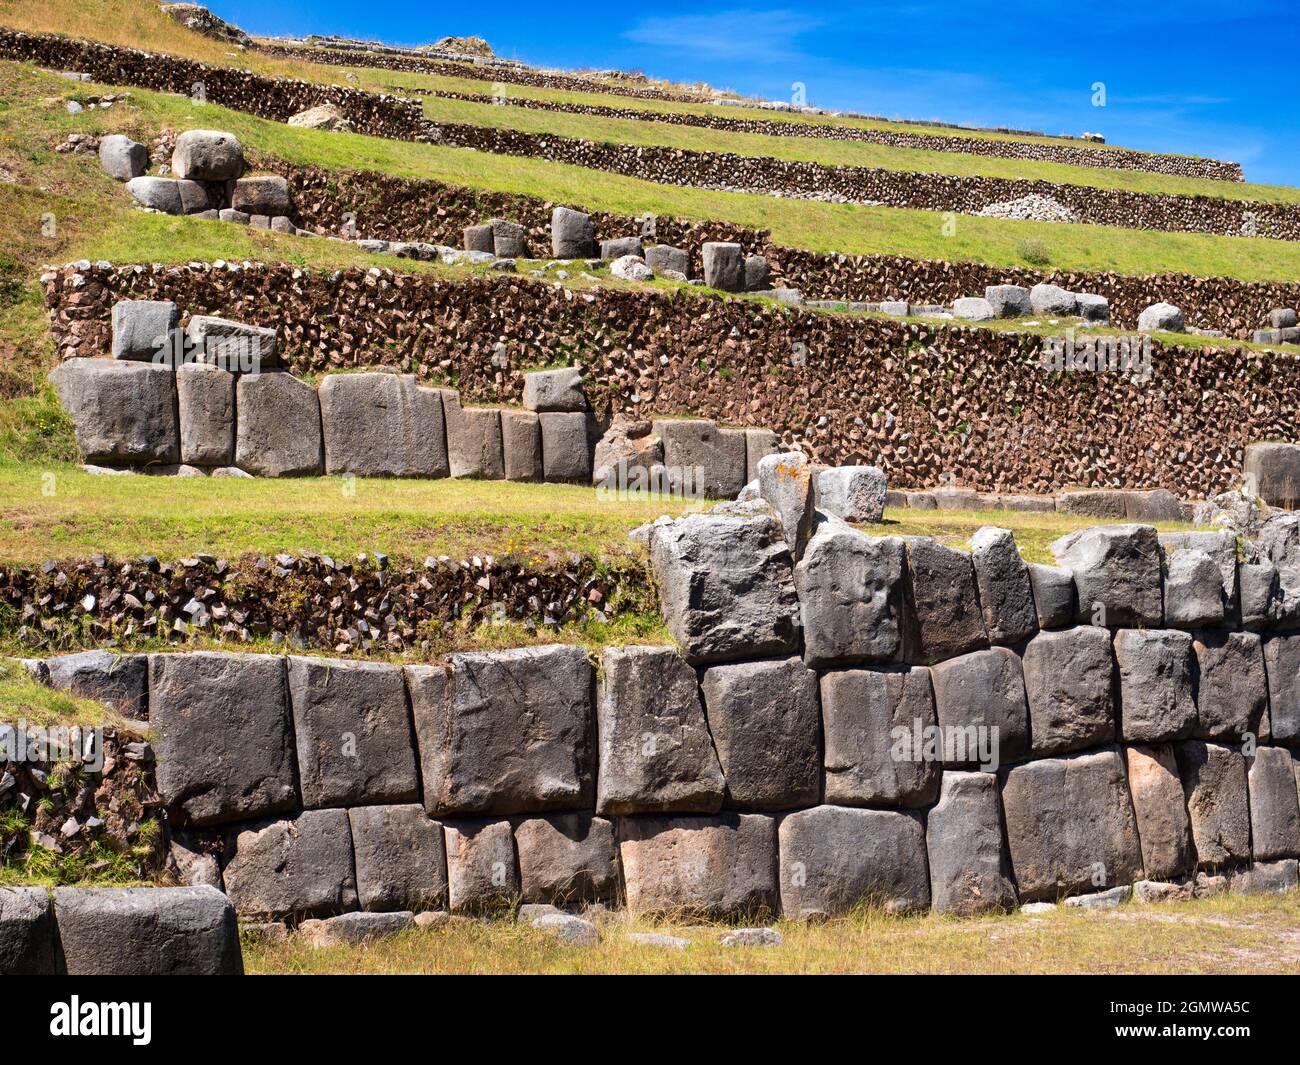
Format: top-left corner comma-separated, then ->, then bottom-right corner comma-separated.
19,519 -> 1300,923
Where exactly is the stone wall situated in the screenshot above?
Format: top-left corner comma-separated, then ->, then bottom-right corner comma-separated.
42,262 -> 1300,498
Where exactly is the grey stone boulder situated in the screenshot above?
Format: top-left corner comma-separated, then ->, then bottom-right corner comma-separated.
440,391 -> 504,479
540,411 -> 592,483
758,451 -> 815,558
348,804 -> 448,913
1244,442 -> 1300,510
618,813 -> 778,919
150,651 -> 297,827
185,315 -> 279,370
219,208 -> 249,224
930,647 -> 1030,769
319,372 -> 449,478
501,409 -> 542,481
1001,748 -> 1143,900
645,244 -> 689,276
300,911 -> 413,946
745,428 -> 779,483
795,523 -> 905,668
1124,744 -> 1193,880
610,254 -> 653,282
288,657 -> 418,809
901,537 -> 989,664
235,372 -> 322,476
98,134 -> 148,181
1240,563 -> 1283,631
650,511 -> 800,664
1230,859 -> 1300,896
952,297 -> 994,321
926,772 -> 1017,915
408,644 -> 594,816
0,887 -> 57,974
984,284 -> 1031,318
1114,629 -> 1195,743
1056,489 -> 1129,519
221,809 -> 358,919
1247,747 -> 1300,860
1126,489 -> 1183,522
46,650 -> 147,719
652,418 -> 748,500
592,415 -> 662,490
596,645 -> 724,815
700,656 -> 821,810
1022,626 -> 1115,757
969,527 -> 1037,645
1050,524 -> 1163,627
532,912 -> 600,946
743,254 -> 770,291
701,241 -> 745,291
551,206 -> 597,258
488,218 -> 528,258
778,806 -> 930,919
820,665 -> 941,805
230,175 -> 291,216
601,236 -> 643,260
1029,283 -> 1078,316
1026,562 -> 1075,629
53,886 -> 241,975
177,362 -> 234,467
1076,293 -> 1110,323
1263,635 -> 1300,744
1163,549 -> 1226,629
513,813 -> 618,905
126,175 -> 184,213
1138,302 -> 1185,333
1159,530 -> 1238,619
522,367 -> 586,412
463,224 -> 492,252
111,298 -> 178,361
168,833 -> 222,889
1176,740 -> 1251,868
443,818 -> 519,915
51,358 -> 179,466
171,129 -> 244,180
816,465 -> 886,523
1193,630 -> 1270,742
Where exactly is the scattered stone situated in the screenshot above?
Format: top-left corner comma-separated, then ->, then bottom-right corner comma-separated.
644,244 -> 689,276
287,103 -> 354,132
532,912 -> 600,946
551,206 -> 596,258
186,315 -> 278,369
1133,878 -> 1194,903
300,911 -> 413,946
952,296 -> 994,321
1076,293 -> 1110,323
125,175 -> 184,213
1063,885 -> 1130,910
601,236 -> 644,260
522,366 -> 586,412
609,254 -> 653,282
719,927 -> 781,947
1138,302 -> 1185,333
627,931 -> 690,949
1229,859 -> 1299,895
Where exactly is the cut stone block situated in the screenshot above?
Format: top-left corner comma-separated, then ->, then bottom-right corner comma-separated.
902,537 -> 989,664
1176,740 -> 1251,869
645,244 -> 689,276
1076,293 -> 1110,323
300,911 -> 413,945
1193,630 -> 1270,743
1026,562 -> 1075,629
522,367 -> 586,412
601,236 -> 643,260
1050,523 -> 1163,627
1055,490 -> 1129,519
757,451 -> 815,558
230,175 -> 290,216
176,362 -> 234,467
443,818 -> 519,914
984,284 -> 1031,318
1244,442 -> 1300,510
126,175 -> 184,213
171,129 -> 244,180
1163,549 -> 1226,629
235,372 -> 322,477
1158,530 -> 1238,620
51,358 -> 179,466
221,810 -> 358,919
1124,744 -> 1193,881
348,804 -> 448,913
440,391 -> 504,479
539,411 -> 591,482
463,224 -> 493,252
0,887 -> 57,974
1264,635 -> 1300,745
929,647 -> 1029,769
701,241 -> 744,292
185,315 -> 279,370
952,296 -> 994,321
551,206 -> 597,258
1114,629 -> 1196,743
778,806 -> 930,919
652,418 -> 748,500
744,428 -> 778,483
1029,282 -> 1078,316
969,526 -> 1037,645
488,218 -> 528,258
111,298 -> 178,361
1241,562 -> 1283,632
46,650 -> 147,719
98,133 -> 148,181
1126,488 -> 1182,522
816,465 -> 887,524
513,813 -> 617,905
500,409 -> 542,481
1230,859 -> 1299,895
1022,625 -> 1115,757
1138,301 -> 1184,333
319,372 -> 449,478
926,771 -> 1017,915
1247,747 -> 1300,860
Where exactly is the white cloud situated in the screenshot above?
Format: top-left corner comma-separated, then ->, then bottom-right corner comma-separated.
623,8 -> 826,63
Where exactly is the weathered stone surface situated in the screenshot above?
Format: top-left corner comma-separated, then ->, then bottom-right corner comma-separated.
1244,442 -> 1300,510
1114,629 -> 1196,743
443,819 -> 519,914
925,772 -> 1017,915
551,206 -> 596,258
969,527 -> 1037,645
235,372 -> 322,476
778,806 -> 930,918
1050,524 -> 1163,627
794,522 -> 905,668
609,253 -> 653,282
177,362 -> 234,466
513,813 -> 617,905
1056,490 -> 1129,519
1230,859 -> 1299,895
408,644 -> 594,816
820,666 -> 940,805
1247,747 -> 1300,860
221,810 -> 358,919
1001,748 -> 1143,900
531,912 -> 600,945
287,102 -> 354,131
185,315 -> 279,369
1022,626 -> 1115,757
1076,293 -> 1111,323
984,284 -> 1031,318
230,175 -> 291,216
745,428 -> 779,483
300,911 -> 413,945
701,241 -> 744,291
1159,530 -> 1238,617
902,537 -> 989,663
440,391 -> 504,479
319,372 -> 449,478
1241,562 -> 1283,631
500,409 -> 543,481
1026,562 -> 1075,629
592,415 -> 662,489
1133,877 -> 1194,903
522,367 -> 586,412
51,358 -> 179,466
645,243 -> 689,276
111,298 -> 177,360
98,133 -> 148,181
150,652 -> 297,827
952,296 -> 994,321
539,411 -> 592,483
1062,885 -> 1130,909
758,451 -> 815,558
0,887 -> 57,974
1176,740 -> 1251,868
601,236 -> 644,260
929,647 -> 1029,769
348,804 -> 447,913
46,650 -> 147,719
619,813 -> 778,919
1124,744 -> 1193,880
743,254 -> 770,291
53,885 -> 241,975
1126,489 -> 1182,522
1029,283 -> 1078,316
1193,631 -> 1270,742
126,175 -> 184,213
288,657 -> 418,809
650,511 -> 800,664
169,833 -> 222,889
816,465 -> 886,524
700,657 -> 821,810
653,418 -> 748,499
1164,549 -> 1226,629
596,645 -> 724,815
488,218 -> 528,258
1264,635 -> 1300,744
1138,302 -> 1185,333
463,223 -> 493,253
171,129 -> 244,180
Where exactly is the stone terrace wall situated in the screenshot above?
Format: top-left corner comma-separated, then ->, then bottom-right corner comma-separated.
42,262 -> 1300,498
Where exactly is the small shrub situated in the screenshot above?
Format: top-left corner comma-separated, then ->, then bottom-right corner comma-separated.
1017,238 -> 1052,266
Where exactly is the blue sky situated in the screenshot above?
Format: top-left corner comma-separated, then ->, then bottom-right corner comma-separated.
213,1 -> 1298,186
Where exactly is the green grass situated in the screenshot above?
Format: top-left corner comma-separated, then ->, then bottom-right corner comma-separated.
0,659 -> 131,728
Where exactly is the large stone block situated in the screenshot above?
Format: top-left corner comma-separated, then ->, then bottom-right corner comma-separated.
319,372 -> 449,478
150,652 -> 297,827
463,223 -> 493,253
185,315 -> 279,370
171,129 -> 244,180
230,174 -> 291,216
596,645 -> 723,815
522,367 -> 586,412
745,428 -> 779,483
51,358 -> 179,466
700,656 -> 821,810
701,241 -> 745,292
1001,748 -> 1143,900
348,804 -> 447,913
1176,740 -> 1251,868
1138,301 -> 1184,333
816,465 -> 887,523
1193,630 -> 1270,742
758,451 -> 815,558
1026,562 -> 1075,629
408,644 -> 594,816
618,813 -> 778,919
1240,562 -> 1284,632
98,133 -> 148,181
652,418 -> 748,499
929,647 -> 1029,769
1264,634 -> 1300,745
126,175 -> 184,214
443,818 -> 520,914
235,372 -> 322,477
902,537 -> 989,663
926,772 -> 1017,915
1124,744 -> 1193,880
513,813 -> 617,905
500,409 -> 542,481
220,810 -> 358,919
488,218 -> 528,258
1163,549 -> 1226,629
46,650 -> 147,719
111,298 -> 178,361
440,391 -> 504,479
539,411 -> 591,483
551,206 -> 597,258
795,522 -> 905,668
649,512 -> 800,664
288,657 -> 418,809
1114,629 -> 1196,743
820,666 -> 940,805
52,886 -> 241,975
778,806 -> 929,919
176,362 -> 234,466
969,527 -> 1037,645
1159,530 -> 1238,620
1245,442 -> 1300,510
1022,626 -> 1116,757
1050,524 -> 1163,627
1247,747 -> 1300,860
1029,282 -> 1078,316
984,284 -> 1031,318
0,887 -> 57,974
601,236 -> 644,260
644,243 -> 689,276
